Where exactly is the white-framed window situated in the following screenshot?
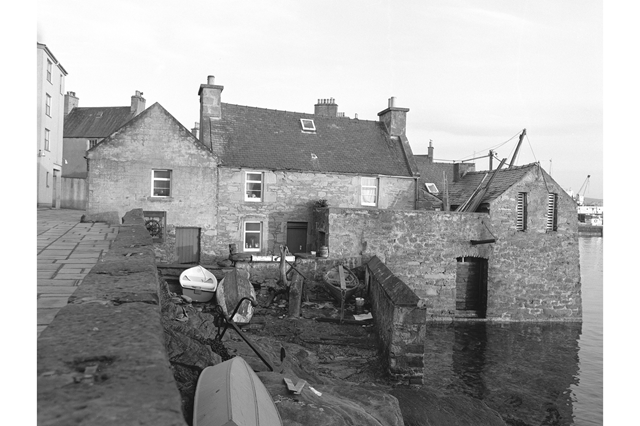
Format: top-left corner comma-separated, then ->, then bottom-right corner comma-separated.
152,169 -> 172,197
44,129 -> 50,151
425,183 -> 439,194
46,59 -> 52,83
244,222 -> 262,252
245,172 -> 263,202
516,192 -> 527,231
546,193 -> 558,232
89,139 -> 98,149
361,177 -> 378,206
46,171 -> 50,187
45,94 -> 51,116
300,118 -> 316,132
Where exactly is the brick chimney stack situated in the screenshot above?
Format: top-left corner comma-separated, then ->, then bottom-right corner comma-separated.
131,90 -> 146,116
428,140 -> 434,164
377,97 -> 410,137
198,75 -> 224,151
314,98 -> 338,117
64,91 -> 79,115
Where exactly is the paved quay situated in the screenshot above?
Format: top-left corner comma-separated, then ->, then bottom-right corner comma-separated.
37,208 -> 119,338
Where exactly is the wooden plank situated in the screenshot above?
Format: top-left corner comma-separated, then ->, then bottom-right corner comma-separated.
338,265 -> 346,290
288,272 -> 303,317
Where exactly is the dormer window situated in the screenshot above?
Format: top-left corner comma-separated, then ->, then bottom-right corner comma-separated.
300,119 -> 316,132
425,183 -> 439,194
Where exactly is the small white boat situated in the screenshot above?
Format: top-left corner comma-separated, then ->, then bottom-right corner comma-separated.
179,265 -> 218,303
193,357 -> 282,426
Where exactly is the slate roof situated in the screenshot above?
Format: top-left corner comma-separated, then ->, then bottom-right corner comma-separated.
64,107 -> 136,138
207,103 -> 415,177
445,163 -> 539,206
414,155 -> 475,192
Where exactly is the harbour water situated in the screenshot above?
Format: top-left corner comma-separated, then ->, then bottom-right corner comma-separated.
422,236 -> 603,425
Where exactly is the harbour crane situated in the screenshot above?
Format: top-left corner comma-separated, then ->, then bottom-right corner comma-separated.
575,175 -> 590,205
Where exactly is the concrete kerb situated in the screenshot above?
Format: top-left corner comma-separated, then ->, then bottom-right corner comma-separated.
37,209 -> 187,426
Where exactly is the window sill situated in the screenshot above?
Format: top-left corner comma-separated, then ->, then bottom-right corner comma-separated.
148,196 -> 174,202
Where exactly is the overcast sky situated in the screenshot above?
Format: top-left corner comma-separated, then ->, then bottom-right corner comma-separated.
35,0 -> 603,198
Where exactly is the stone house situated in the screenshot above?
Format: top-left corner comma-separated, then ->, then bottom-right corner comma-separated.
316,162 -> 581,321
196,76 -> 420,260
63,91 -> 146,178
86,102 -> 218,263
86,75 -> 420,263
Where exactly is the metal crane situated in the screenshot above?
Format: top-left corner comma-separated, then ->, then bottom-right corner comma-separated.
575,175 -> 590,205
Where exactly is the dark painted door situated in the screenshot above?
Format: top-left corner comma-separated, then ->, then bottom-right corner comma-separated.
286,222 -> 308,254
176,227 -> 200,264
455,257 -> 487,318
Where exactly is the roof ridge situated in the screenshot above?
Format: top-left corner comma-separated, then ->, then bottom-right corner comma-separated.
463,162 -> 538,175
222,102 -> 374,122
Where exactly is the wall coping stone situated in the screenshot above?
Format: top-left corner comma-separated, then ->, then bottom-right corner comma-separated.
367,256 -> 420,306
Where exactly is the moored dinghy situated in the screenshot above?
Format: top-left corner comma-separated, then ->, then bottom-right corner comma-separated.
216,268 -> 256,324
193,356 -> 282,426
179,265 -> 218,303
322,265 -> 361,304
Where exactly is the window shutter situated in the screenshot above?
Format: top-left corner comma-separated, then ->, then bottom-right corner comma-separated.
516,192 -> 527,231
546,193 -> 558,231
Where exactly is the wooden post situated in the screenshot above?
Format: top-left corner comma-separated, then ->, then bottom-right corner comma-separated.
338,265 -> 346,321
288,271 -> 303,317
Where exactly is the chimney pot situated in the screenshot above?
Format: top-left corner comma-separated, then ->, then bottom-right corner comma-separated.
389,97 -> 396,108
207,75 -> 215,85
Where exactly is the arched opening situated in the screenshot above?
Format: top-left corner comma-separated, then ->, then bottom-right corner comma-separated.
455,256 -> 488,318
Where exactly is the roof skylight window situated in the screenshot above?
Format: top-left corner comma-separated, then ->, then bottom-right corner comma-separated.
425,183 -> 439,194
300,119 -> 316,132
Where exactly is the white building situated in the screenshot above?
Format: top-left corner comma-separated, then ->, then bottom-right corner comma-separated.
37,43 -> 68,208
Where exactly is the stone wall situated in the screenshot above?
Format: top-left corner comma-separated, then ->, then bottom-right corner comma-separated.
316,200 -> 581,321
37,209 -> 187,426
366,256 -> 425,384
212,168 -> 415,261
316,207 -> 489,318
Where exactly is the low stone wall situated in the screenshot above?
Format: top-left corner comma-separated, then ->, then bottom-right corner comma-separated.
366,256 -> 425,384
37,209 -> 187,426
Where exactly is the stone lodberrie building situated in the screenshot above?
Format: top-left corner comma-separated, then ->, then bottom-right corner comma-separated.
37,42 -> 68,208
62,90 -> 146,178
317,162 -> 581,321
86,75 -> 420,264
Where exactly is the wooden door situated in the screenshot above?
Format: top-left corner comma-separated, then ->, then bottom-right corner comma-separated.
286,222 -> 308,254
176,227 -> 201,264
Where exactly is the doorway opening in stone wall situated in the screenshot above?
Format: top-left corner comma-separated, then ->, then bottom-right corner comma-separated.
286,222 -> 308,254
455,256 -> 488,318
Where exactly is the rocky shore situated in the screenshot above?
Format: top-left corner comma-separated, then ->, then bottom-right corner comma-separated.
159,275 -> 508,426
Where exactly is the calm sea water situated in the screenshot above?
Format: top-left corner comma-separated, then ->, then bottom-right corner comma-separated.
422,237 -> 603,425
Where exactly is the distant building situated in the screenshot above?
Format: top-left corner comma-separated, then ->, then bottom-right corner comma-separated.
37,43 -> 68,208
62,91 -> 146,178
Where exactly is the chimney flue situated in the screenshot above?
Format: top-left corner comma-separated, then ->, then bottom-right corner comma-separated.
207,75 -> 215,85
389,97 -> 396,108
314,97 -> 338,117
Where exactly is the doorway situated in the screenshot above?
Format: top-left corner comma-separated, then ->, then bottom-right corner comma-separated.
286,222 -> 308,254
455,256 -> 488,318
176,227 -> 201,264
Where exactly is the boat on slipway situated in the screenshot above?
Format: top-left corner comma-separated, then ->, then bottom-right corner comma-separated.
193,356 -> 282,426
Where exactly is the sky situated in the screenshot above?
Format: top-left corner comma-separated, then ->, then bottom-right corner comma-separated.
33,0 -> 604,199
